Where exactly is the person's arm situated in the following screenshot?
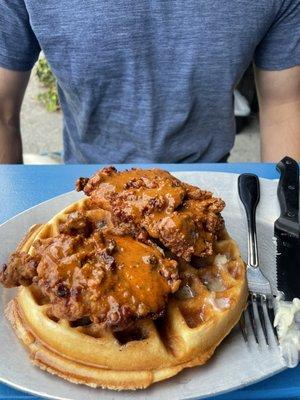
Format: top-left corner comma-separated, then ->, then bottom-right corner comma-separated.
0,0 -> 41,164
254,65 -> 300,162
252,0 -> 300,162
0,67 -> 31,163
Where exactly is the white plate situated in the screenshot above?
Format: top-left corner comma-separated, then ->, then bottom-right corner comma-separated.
0,172 -> 286,400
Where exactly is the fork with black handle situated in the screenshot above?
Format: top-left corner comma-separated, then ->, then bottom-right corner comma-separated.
238,173 -> 278,345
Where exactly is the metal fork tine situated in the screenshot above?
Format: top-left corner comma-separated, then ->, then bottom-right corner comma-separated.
248,293 -> 259,344
239,174 -> 280,348
239,312 -> 248,342
266,297 -> 278,342
257,295 -> 269,345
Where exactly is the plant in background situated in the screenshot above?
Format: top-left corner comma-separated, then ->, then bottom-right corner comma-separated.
36,58 -> 60,112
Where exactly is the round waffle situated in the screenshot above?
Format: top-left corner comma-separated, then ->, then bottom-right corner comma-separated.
5,198 -> 247,390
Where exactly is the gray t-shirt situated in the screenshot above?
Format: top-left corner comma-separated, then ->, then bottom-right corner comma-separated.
0,1 -> 299,163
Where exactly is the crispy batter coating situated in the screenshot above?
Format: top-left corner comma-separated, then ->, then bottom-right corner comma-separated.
77,167 -> 225,260
0,252 -> 39,288
1,211 -> 180,330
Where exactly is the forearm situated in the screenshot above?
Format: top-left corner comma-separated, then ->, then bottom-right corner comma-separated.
260,100 -> 300,162
0,118 -> 23,163
0,67 -> 31,164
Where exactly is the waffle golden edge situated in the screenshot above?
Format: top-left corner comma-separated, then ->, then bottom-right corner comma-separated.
1,167 -> 248,390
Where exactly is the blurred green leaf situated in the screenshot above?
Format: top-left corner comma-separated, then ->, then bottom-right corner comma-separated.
37,89 -> 60,112
36,57 -> 60,112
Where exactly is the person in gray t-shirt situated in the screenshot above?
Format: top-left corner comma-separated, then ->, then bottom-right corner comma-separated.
0,1 -> 299,164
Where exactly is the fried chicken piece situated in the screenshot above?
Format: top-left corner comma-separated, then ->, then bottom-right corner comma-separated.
77,167 -> 225,261
2,211 -> 180,331
35,228 -> 179,330
0,252 -> 39,288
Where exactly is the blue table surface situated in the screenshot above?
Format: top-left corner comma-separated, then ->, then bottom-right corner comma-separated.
1,163 -> 299,400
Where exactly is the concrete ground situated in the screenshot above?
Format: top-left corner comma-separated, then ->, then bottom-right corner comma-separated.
228,117 -> 260,162
21,72 -> 260,164
21,71 -> 63,162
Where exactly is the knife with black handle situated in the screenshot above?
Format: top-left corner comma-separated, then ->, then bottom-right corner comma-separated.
275,156 -> 300,301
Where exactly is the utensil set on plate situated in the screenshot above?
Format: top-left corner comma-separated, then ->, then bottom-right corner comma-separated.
238,156 -> 300,346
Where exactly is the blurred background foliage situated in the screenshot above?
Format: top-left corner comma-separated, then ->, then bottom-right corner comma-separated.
36,57 -> 60,112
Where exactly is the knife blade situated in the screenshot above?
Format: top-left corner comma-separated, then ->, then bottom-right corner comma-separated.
275,156 -> 300,301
